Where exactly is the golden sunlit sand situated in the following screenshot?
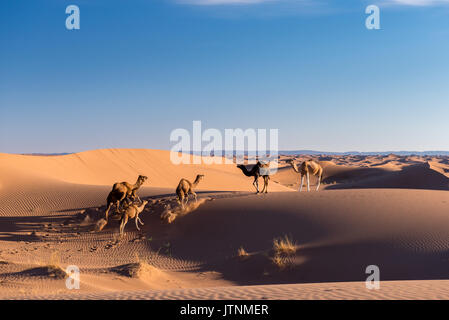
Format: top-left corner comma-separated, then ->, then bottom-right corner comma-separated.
0,149 -> 448,299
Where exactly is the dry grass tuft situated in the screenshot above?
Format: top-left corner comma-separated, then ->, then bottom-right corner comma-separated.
111,261 -> 159,279
237,246 -> 249,260
22,251 -> 67,280
271,235 -> 297,270
273,235 -> 297,256
271,255 -> 288,270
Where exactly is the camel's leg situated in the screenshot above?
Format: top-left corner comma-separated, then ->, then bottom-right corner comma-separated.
137,216 -> 144,226
117,193 -> 127,213
307,172 -> 310,192
192,191 -> 198,202
117,200 -> 126,214
316,174 -> 321,191
105,203 -> 113,220
135,217 -> 141,231
260,176 -> 267,193
119,216 -> 128,236
264,176 -> 269,193
253,177 -> 259,193
178,191 -> 185,209
299,174 -> 304,192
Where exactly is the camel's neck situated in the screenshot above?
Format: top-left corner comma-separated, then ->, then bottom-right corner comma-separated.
192,177 -> 202,187
238,165 -> 255,177
133,179 -> 143,189
290,162 -> 300,174
136,202 -> 147,213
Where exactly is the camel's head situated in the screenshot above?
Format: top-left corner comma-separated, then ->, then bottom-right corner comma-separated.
195,174 -> 205,182
138,175 -> 148,185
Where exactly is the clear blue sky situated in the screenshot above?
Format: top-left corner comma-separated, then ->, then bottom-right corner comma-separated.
1,0 -> 448,153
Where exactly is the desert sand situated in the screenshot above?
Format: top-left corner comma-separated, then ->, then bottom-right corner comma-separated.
0,149 -> 448,299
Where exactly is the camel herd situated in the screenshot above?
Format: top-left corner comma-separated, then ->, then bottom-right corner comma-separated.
104,160 -> 323,235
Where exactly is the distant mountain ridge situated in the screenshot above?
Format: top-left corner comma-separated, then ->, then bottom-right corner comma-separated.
20,153 -> 72,156
279,150 -> 449,156
10,149 -> 449,157
191,150 -> 449,157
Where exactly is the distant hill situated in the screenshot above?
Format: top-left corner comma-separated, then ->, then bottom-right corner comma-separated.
279,150 -> 449,156
189,150 -> 449,157
20,153 -> 72,156
11,150 -> 449,157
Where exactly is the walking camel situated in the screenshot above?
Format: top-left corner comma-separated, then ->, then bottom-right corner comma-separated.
105,175 -> 148,220
176,174 -> 204,209
237,161 -> 271,193
289,160 -> 323,191
119,200 -> 149,236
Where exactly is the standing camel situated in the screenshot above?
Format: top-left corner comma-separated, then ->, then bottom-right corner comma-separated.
237,161 -> 270,194
176,174 -> 204,209
105,175 -> 148,220
289,160 -> 323,191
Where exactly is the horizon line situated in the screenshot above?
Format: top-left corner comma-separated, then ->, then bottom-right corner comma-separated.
4,148 -> 449,157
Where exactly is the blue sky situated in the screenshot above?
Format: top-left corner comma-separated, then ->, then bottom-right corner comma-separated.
1,0 -> 448,153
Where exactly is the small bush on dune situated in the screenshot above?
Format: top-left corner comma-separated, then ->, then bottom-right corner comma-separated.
22,251 -> 67,279
272,235 -> 297,270
237,246 -> 249,260
271,255 -> 288,270
111,261 -> 160,279
273,235 -> 297,256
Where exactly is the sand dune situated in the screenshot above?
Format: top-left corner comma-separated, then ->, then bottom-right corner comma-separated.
274,154 -> 449,191
0,149 -> 290,190
0,149 -> 290,217
6,280 -> 449,300
0,149 -> 448,299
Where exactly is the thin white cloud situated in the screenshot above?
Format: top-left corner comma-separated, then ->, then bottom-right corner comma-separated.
178,0 -> 449,6
389,0 -> 449,5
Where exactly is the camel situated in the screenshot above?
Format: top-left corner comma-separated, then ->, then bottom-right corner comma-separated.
289,160 -> 323,191
105,175 -> 148,220
119,200 -> 148,236
237,161 -> 270,193
176,174 -> 204,209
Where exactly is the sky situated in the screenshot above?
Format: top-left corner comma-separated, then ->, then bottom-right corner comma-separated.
1,0 -> 448,154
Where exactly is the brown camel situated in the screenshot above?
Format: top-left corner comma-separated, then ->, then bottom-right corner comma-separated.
237,161 -> 270,193
289,160 -> 323,191
176,174 -> 204,209
119,200 -> 148,236
105,175 -> 148,220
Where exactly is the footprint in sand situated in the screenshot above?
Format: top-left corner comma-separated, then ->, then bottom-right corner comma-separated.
105,241 -> 119,250
129,234 -> 146,243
